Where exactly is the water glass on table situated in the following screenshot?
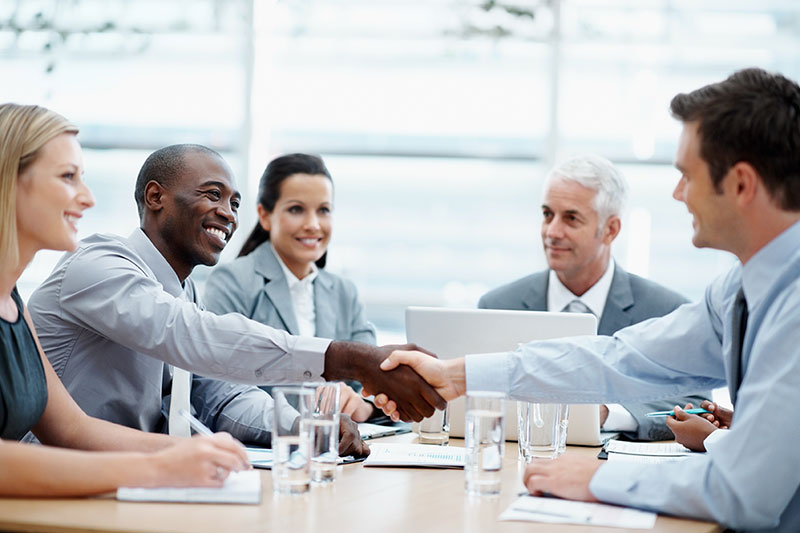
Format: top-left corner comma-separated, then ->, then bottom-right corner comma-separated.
272,386 -> 314,495
302,381 -> 341,484
416,405 -> 450,445
464,391 -> 506,496
517,402 -> 569,461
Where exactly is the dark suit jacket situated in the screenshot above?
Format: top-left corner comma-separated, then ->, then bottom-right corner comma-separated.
478,265 -> 710,441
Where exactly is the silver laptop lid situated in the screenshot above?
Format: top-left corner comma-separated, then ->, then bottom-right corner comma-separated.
405,306 -> 603,445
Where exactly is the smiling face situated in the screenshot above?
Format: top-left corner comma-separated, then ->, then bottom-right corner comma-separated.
156,151 -> 240,278
672,121 -> 737,251
15,133 -> 95,259
258,173 -> 333,279
541,177 -> 617,288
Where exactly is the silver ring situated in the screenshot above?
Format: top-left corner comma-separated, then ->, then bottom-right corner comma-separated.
215,466 -> 225,480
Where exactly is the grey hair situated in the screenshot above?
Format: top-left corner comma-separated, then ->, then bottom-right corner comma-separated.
543,154 -> 629,223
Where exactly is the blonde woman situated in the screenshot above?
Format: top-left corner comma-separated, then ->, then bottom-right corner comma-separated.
0,103 -> 248,496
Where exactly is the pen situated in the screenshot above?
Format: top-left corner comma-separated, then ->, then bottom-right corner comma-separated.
645,408 -> 710,417
179,408 -> 214,436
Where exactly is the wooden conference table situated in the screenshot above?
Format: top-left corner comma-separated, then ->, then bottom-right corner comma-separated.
0,434 -> 719,533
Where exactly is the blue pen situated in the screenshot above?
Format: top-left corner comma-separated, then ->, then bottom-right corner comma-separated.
645,407 -> 710,417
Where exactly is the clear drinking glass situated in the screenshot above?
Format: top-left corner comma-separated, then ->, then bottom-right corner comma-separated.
417,406 -> 450,445
302,381 -> 341,484
464,391 -> 506,496
517,402 -> 569,461
272,386 -> 314,494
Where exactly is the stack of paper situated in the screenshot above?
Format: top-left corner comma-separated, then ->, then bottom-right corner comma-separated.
116,470 -> 261,504
500,496 -> 656,529
363,443 -> 465,468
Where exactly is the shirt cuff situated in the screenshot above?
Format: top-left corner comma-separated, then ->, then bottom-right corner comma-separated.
464,352 -> 510,394
281,335 -> 330,381
601,403 -> 638,432
702,427 -> 728,452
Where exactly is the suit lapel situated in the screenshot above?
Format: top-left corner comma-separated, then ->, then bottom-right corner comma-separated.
521,271 -> 549,311
313,271 -> 336,339
597,266 -> 635,336
254,244 -> 300,335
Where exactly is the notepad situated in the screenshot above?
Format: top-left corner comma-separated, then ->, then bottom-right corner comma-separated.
116,470 -> 261,504
363,443 -> 465,468
500,495 -> 656,529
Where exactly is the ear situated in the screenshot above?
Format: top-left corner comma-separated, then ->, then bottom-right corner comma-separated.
257,203 -> 271,232
601,215 -> 621,245
728,162 -> 759,207
143,181 -> 166,213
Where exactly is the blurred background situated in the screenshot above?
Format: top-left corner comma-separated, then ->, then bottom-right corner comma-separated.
4,0 -> 800,343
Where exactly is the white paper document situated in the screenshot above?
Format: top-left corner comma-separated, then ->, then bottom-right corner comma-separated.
246,447 -> 274,469
363,443 -> 465,468
357,422 -> 412,440
607,453 -> 689,464
605,440 -> 693,456
116,470 -> 261,504
500,496 -> 656,529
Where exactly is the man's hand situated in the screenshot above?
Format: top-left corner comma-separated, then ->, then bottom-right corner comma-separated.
338,414 -> 370,457
599,404 -> 610,426
522,455 -> 601,502
699,400 -> 733,429
339,383 -> 375,423
322,341 -> 446,422
665,404 -> 718,452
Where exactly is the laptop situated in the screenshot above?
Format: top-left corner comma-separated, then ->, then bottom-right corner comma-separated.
405,306 -> 609,446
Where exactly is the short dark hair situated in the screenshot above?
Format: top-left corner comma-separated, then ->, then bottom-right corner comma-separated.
134,144 -> 222,219
670,67 -> 800,210
238,153 -> 332,268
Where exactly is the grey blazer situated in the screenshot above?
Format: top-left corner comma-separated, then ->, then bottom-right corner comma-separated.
478,265 -> 710,441
204,241 -> 376,349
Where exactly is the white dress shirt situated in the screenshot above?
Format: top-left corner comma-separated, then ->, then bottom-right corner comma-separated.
547,259 -> 637,433
272,244 -> 318,338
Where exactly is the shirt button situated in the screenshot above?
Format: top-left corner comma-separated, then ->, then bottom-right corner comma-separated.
255,369 -> 262,377
303,370 -> 312,378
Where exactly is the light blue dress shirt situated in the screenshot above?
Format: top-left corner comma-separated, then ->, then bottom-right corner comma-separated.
466,220 -> 800,532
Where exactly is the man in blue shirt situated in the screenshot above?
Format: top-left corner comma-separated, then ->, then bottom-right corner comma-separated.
373,68 -> 800,531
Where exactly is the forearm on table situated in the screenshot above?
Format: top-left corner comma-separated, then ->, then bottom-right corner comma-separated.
0,441 -> 160,496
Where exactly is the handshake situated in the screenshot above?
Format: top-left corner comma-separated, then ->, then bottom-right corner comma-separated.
322,342 -> 467,422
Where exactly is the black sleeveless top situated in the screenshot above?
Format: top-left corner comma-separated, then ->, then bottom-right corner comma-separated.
0,287 -> 48,440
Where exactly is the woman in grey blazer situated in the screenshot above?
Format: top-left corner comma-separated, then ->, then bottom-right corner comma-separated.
204,154 -> 377,421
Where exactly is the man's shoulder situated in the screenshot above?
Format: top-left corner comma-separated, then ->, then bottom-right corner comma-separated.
478,270 -> 548,309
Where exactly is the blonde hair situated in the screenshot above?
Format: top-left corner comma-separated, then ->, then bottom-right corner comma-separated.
0,103 -> 78,268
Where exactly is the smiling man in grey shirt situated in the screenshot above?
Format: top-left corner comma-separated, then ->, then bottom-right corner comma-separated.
27,144 -> 441,450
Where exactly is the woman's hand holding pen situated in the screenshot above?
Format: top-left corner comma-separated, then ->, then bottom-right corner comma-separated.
147,432 -> 251,488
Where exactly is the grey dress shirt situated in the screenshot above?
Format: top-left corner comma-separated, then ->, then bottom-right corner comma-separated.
27,229 -> 329,444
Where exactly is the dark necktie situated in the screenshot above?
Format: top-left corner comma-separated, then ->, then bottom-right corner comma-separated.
729,287 -> 749,407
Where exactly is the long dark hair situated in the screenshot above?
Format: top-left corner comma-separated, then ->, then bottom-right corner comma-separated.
238,153 -> 332,269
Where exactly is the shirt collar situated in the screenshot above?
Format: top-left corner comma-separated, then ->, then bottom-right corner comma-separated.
548,259 -> 615,320
271,242 -> 318,289
741,219 -> 800,312
128,228 -> 184,297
